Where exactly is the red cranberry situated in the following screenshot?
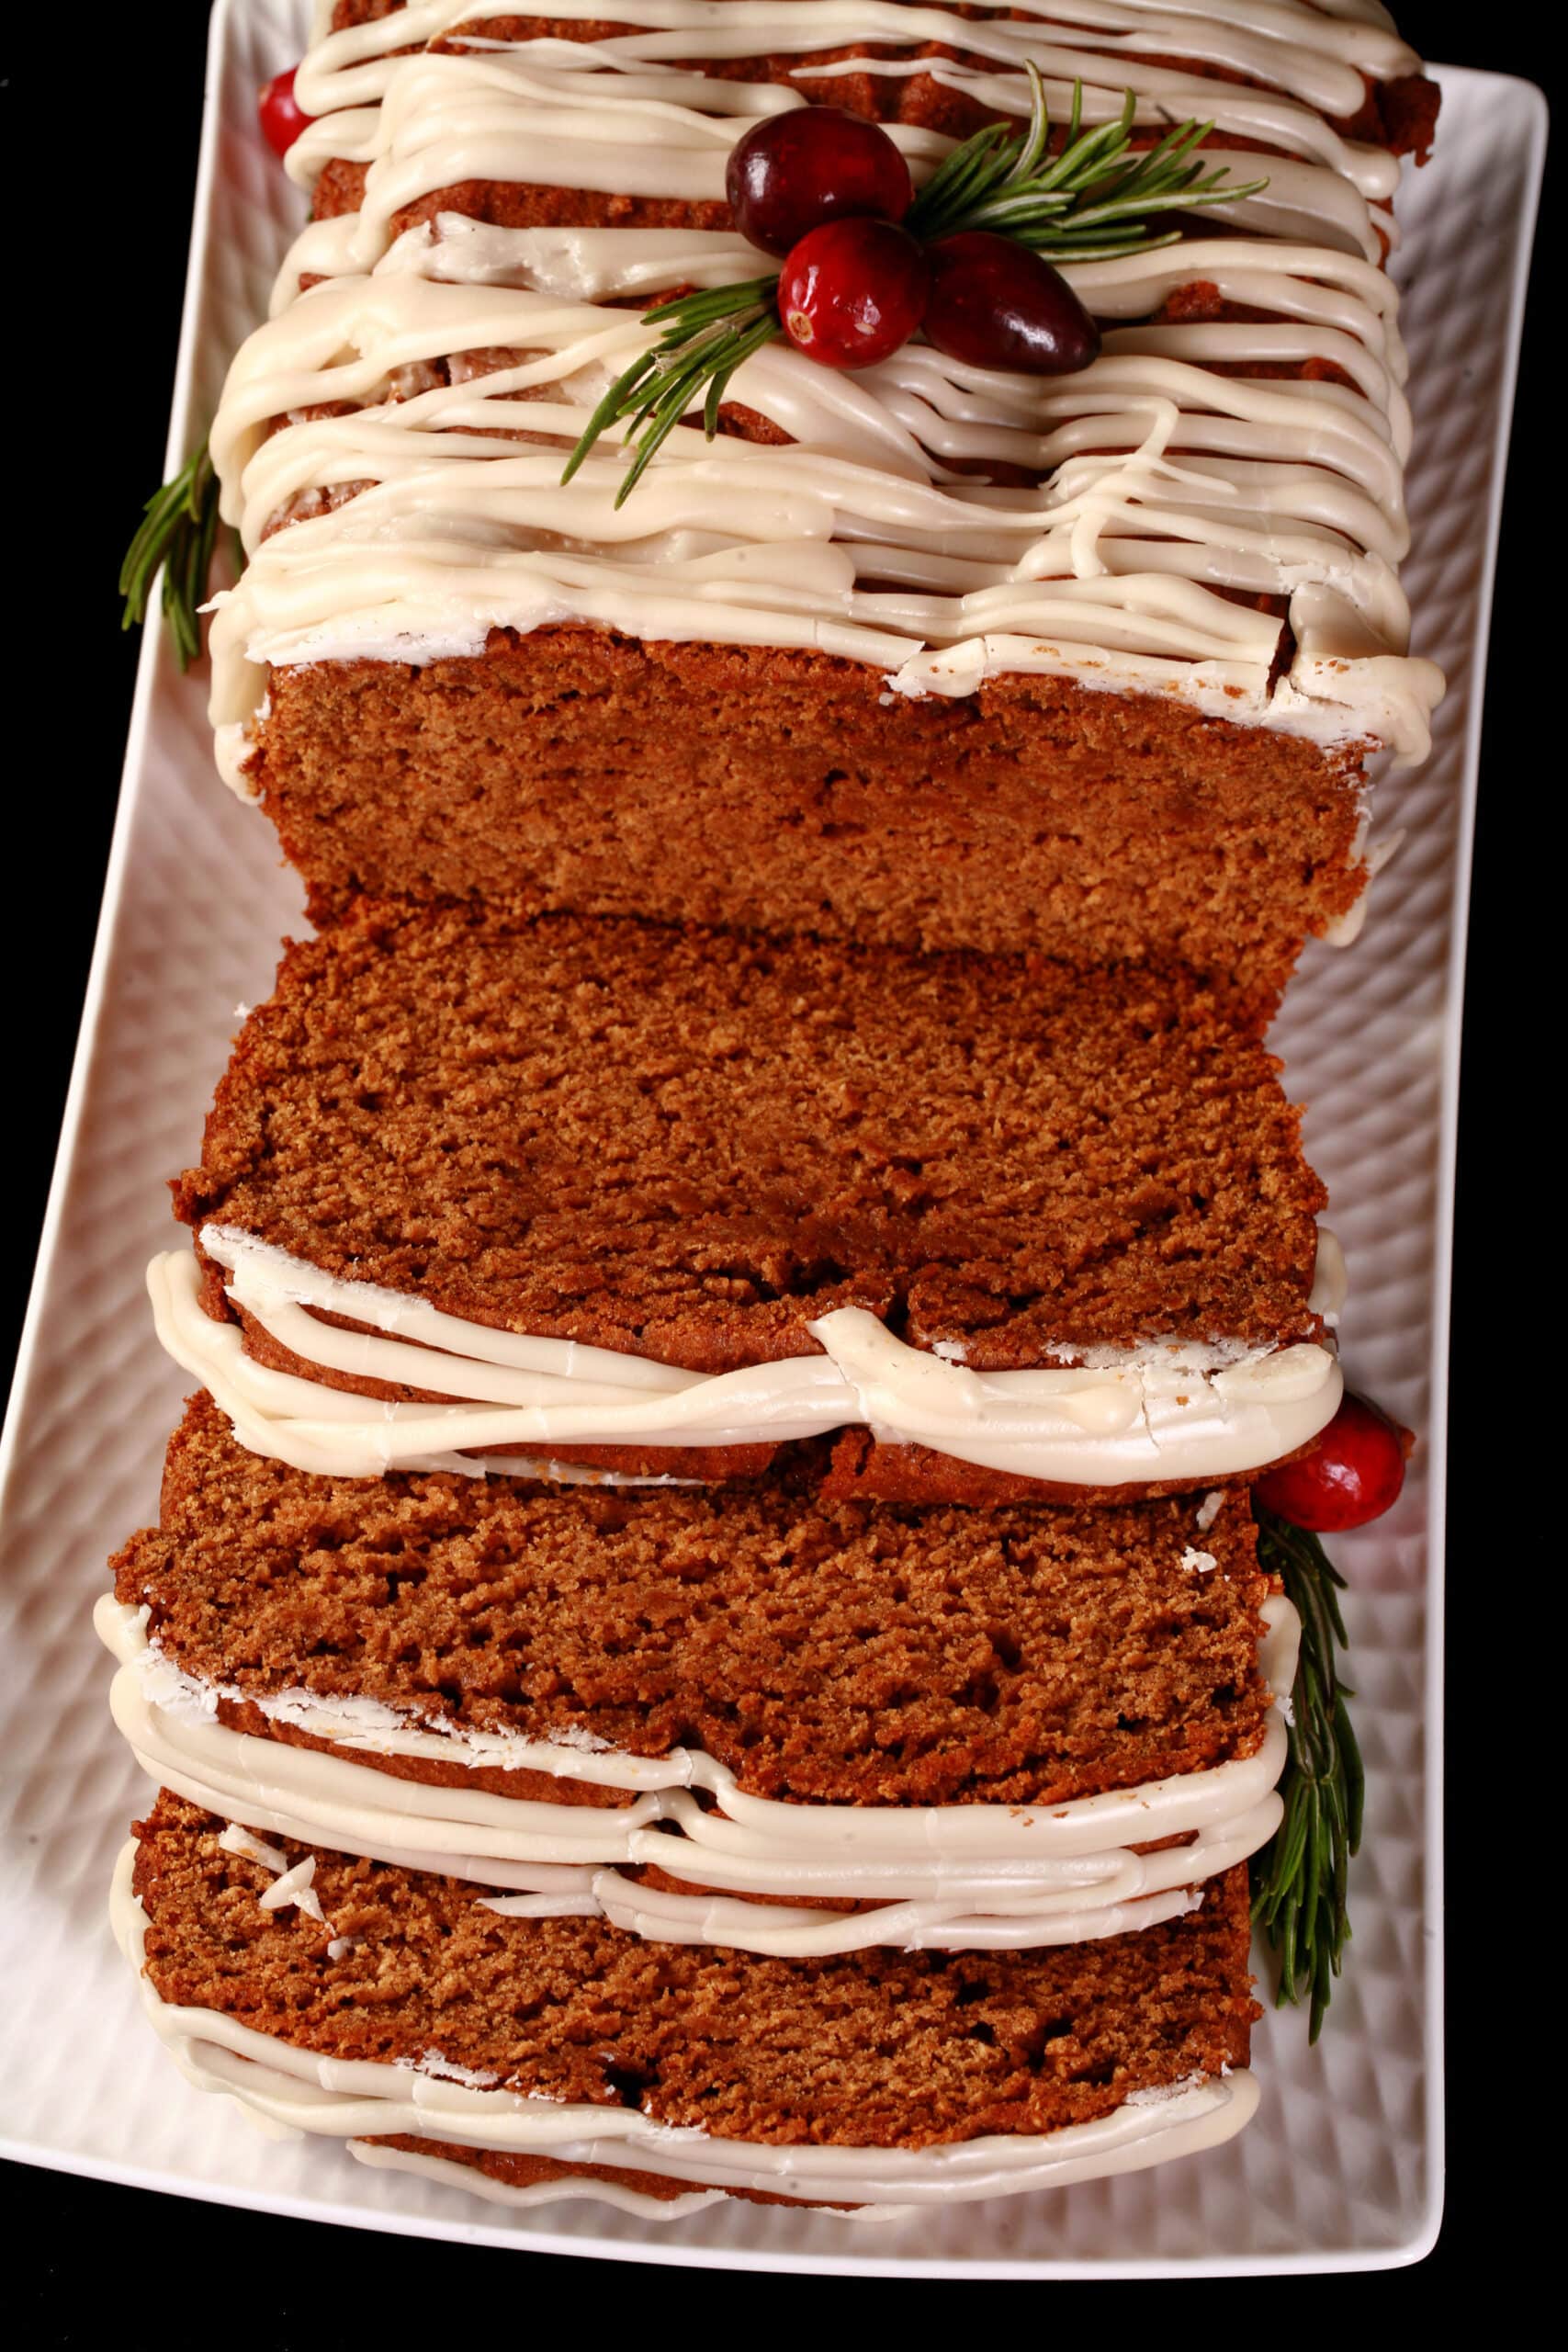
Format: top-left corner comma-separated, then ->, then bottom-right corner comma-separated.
1255,1391 -> 1414,1533
923,232 -> 1100,375
727,107 -> 913,259
259,65 -> 311,160
779,218 -> 929,371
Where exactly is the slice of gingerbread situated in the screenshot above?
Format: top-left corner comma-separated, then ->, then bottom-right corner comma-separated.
118,1792 -> 1261,2215
154,899 -> 1342,1505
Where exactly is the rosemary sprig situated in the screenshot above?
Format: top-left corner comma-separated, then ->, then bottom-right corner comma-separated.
562,74 -> 1265,501
1250,1507 -> 1364,2042
119,437 -> 222,671
908,67 -> 1267,262
560,277 -> 780,508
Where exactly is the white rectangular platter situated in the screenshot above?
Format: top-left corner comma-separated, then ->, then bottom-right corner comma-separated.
0,0 -> 1544,2276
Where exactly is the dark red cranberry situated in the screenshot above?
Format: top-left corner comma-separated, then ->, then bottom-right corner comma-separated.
727,106 -> 913,259
922,232 -> 1100,375
1255,1391 -> 1415,1532
779,219 -> 929,371
259,65 -> 311,160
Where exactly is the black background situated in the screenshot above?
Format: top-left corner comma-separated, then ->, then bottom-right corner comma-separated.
4,3 -> 1554,2324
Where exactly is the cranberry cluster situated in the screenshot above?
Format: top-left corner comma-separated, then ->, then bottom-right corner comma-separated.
727,106 -> 1100,377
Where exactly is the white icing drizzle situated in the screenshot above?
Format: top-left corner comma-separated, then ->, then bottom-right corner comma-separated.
97,1591 -> 1299,1956
111,1840 -> 1260,2209
286,4 -> 1422,209
209,2 -> 1442,795
149,1230 -> 1341,1487
348,2137 -> 730,2220
405,2048 -> 503,2091
1309,1225 -> 1348,1326
258,1854 -> 327,1924
218,1822 -> 288,1871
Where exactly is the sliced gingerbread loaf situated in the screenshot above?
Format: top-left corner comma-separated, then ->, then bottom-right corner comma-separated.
120,1793 -> 1262,2211
112,1393 -> 1276,1804
155,899 -> 1341,1501
103,1392 -> 1296,1953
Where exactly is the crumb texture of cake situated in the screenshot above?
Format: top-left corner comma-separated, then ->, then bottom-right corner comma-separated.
173,901 -> 1326,1368
123,1794 -> 1260,2196
101,1398 -> 1301,1956
152,901 -> 1343,1494
114,1394 -> 1276,1808
202,1 -> 1444,1001
247,639 -> 1368,1025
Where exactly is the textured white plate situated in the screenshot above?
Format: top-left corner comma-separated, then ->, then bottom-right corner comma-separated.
0,0 -> 1544,2277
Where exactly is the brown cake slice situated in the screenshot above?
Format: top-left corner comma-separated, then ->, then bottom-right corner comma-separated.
152,899 -> 1341,1503
206,4 -> 1444,1020
102,1393 -> 1297,1953
118,1792 -> 1262,2213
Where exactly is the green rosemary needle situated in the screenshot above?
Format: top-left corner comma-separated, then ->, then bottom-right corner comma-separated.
560,277 -> 780,508
908,68 -> 1267,260
119,437 -> 222,671
1249,1508 -> 1365,2042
